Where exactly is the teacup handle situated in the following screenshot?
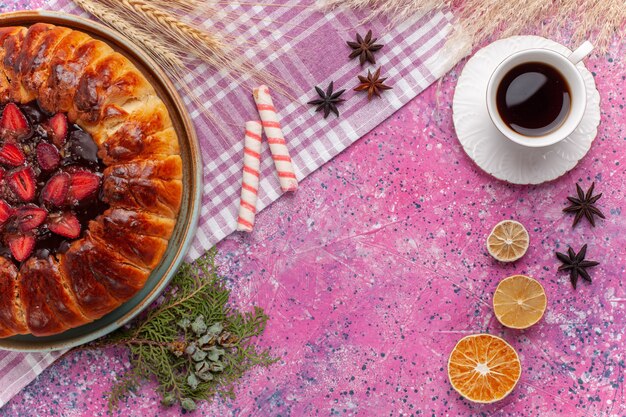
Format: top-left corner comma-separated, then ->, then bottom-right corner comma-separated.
567,41 -> 594,65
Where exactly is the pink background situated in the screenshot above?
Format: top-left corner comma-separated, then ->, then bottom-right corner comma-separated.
2,2 -> 626,417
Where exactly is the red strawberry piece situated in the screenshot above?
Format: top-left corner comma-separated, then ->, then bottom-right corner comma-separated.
68,170 -> 100,203
36,142 -> 61,171
0,199 -> 12,225
0,143 -> 25,167
0,168 -> 4,182
16,205 -> 47,232
0,103 -> 30,137
7,167 -> 36,202
7,234 -> 35,262
48,113 -> 68,147
48,212 -> 81,239
42,172 -> 70,207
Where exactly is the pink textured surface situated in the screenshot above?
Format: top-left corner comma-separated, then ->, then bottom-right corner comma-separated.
2,5 -> 626,417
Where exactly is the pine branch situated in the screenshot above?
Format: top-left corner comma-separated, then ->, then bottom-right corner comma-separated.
86,248 -> 277,412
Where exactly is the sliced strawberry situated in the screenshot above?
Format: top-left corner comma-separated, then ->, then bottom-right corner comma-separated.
48,113 -> 68,147
36,142 -> 61,171
16,205 -> 47,232
48,212 -> 81,239
0,103 -> 30,137
7,167 -> 36,202
7,234 -> 35,262
0,199 -> 12,225
42,172 -> 70,207
0,143 -> 25,167
68,170 -> 100,203
0,168 -> 4,182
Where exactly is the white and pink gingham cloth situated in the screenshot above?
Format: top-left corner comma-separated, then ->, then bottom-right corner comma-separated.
0,0 -> 465,407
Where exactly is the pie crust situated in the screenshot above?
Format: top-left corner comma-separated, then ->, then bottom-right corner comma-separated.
0,23 -> 182,337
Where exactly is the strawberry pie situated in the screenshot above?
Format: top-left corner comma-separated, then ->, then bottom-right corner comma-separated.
0,23 -> 182,337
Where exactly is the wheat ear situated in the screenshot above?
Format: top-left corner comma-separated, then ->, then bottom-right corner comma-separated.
112,0 -> 224,59
101,0 -> 292,98
72,0 -> 184,70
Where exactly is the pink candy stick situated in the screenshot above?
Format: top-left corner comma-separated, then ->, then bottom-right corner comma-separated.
237,121 -> 263,232
252,85 -> 298,192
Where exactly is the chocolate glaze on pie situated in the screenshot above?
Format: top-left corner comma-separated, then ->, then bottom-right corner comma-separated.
0,23 -> 182,337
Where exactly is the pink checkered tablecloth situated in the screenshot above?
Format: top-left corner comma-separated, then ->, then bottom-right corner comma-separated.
0,0 -> 466,406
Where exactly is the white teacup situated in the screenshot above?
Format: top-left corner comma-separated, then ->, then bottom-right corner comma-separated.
486,41 -> 594,148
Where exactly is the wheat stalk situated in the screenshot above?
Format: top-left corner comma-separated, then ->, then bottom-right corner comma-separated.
148,0 -> 308,13
148,0 -> 306,42
111,0 -> 224,60
550,0 -> 626,50
146,0 -> 206,15
97,0 -> 291,95
72,0 -> 184,70
320,0 -> 625,52
75,0 -> 182,66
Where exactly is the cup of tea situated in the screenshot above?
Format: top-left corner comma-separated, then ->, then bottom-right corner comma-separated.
486,41 -> 594,148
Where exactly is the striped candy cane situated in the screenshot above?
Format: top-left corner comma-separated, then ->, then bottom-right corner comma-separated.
252,85 -> 298,192
237,121 -> 263,232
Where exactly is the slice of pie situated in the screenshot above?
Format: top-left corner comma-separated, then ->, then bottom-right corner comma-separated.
0,23 -> 183,337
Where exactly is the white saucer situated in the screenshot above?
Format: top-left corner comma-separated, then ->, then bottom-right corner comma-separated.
452,36 -> 601,185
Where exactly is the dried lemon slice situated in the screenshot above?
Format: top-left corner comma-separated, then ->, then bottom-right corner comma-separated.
486,220 -> 529,262
493,275 -> 547,329
448,334 -> 521,403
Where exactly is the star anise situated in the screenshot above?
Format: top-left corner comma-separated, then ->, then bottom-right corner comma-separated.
354,67 -> 392,101
307,81 -> 345,118
556,244 -> 599,289
563,182 -> 605,227
347,30 -> 383,66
